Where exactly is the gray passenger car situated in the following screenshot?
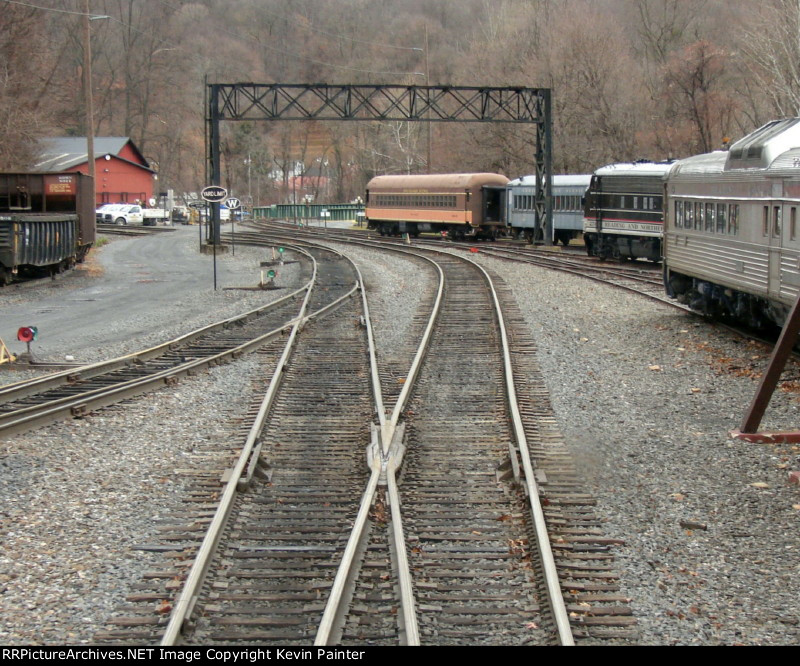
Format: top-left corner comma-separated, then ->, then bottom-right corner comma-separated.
507,174 -> 590,244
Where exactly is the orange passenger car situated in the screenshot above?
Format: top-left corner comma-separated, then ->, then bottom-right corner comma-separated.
365,173 -> 509,240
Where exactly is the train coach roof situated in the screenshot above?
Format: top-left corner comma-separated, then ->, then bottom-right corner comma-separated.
726,117 -> 800,170
367,173 -> 509,190
670,151 -> 729,176
593,161 -> 677,178
669,118 -> 800,175
509,174 -> 591,187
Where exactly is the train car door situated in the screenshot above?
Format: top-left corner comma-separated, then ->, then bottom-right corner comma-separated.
779,197 -> 800,302
482,186 -> 507,224
767,181 -> 784,300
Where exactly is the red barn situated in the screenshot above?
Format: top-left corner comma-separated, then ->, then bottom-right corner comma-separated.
34,137 -> 156,206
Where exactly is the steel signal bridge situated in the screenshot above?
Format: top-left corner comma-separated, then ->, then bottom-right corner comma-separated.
205,83 -> 553,244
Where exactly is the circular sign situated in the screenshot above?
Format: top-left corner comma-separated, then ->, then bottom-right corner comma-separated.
201,186 -> 228,203
226,197 -> 241,210
17,326 -> 38,343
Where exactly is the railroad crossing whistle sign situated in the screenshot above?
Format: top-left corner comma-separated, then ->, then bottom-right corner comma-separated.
201,186 -> 228,203
226,197 -> 241,210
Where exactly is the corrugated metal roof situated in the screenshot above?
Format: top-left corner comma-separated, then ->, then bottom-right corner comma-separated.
33,137 -> 153,172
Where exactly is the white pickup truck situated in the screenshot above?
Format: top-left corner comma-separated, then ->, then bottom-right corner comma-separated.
96,204 -> 144,226
142,208 -> 170,225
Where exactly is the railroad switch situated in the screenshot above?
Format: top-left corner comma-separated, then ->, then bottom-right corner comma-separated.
368,422 -> 406,486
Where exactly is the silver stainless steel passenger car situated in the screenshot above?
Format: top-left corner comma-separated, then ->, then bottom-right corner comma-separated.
507,175 -> 590,245
664,118 -> 800,328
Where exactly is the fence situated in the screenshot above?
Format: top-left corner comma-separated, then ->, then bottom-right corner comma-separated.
253,203 -> 365,223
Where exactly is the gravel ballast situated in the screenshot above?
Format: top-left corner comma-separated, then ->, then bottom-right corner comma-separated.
1,230 -> 798,645
468,250 -> 800,646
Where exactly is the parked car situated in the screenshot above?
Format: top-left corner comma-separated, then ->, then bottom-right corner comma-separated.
99,204 -> 143,226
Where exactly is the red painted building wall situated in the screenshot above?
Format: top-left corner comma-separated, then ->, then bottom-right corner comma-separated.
68,155 -> 154,205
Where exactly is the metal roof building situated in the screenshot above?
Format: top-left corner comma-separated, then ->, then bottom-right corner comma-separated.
34,137 -> 155,205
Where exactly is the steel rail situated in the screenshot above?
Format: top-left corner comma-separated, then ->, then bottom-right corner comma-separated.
0,310 -> 299,438
0,264 -> 312,406
307,221 -> 576,645
444,248 -> 575,646
0,246 -> 366,441
159,249 -> 318,645
239,270 -> 367,488
407,239 -> 690,313
385,448 -> 417,644
238,228 -> 440,645
313,440 -> 382,645
161,244 -> 364,645
232,227 -> 572,643
314,251 -> 443,646
313,258 -> 397,645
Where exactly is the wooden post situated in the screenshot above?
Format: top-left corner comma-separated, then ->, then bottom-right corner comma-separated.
739,291 -> 800,433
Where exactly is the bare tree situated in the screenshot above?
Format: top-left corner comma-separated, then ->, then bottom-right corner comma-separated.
0,4 -> 61,168
662,40 -> 736,154
741,0 -> 800,117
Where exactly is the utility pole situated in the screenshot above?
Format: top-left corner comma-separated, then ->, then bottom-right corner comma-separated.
425,24 -> 432,173
83,0 -> 95,203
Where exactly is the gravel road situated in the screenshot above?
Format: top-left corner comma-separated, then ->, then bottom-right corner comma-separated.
0,226 -> 282,365
0,229 -> 798,646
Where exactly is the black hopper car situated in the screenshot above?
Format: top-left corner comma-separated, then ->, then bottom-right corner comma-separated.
0,172 -> 95,285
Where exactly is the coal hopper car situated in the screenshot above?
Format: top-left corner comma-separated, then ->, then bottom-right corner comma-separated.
0,172 -> 95,285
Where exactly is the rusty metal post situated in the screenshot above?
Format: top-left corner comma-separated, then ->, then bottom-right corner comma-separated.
739,291 -> 800,433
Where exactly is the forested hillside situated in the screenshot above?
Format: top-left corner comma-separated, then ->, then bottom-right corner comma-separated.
2,0 -> 799,204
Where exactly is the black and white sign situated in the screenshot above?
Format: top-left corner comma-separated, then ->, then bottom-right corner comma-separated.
201,185 -> 228,203
226,197 -> 241,210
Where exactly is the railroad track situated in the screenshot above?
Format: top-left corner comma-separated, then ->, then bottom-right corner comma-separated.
164,235 -> 575,645
83,227 -> 636,645
97,223 -> 178,236
186,229 -> 633,643
179,274 -> 374,645
93,241 -> 364,644
254,227 -> 638,639
259,220 -> 685,311
0,245 -> 315,438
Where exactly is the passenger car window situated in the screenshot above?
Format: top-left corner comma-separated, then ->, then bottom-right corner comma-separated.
728,204 -> 739,235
